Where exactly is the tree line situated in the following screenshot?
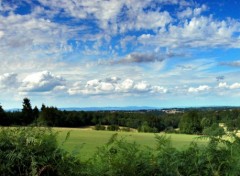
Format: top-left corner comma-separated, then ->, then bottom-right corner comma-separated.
1,98 -> 240,134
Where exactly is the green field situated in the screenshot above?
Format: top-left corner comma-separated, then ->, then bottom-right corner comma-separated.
56,127 -> 207,160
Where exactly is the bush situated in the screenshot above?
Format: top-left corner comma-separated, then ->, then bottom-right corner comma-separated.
202,123 -> 225,137
107,125 -> 119,131
85,133 -> 240,176
0,127 -> 83,176
94,124 -> 106,130
86,134 -> 154,176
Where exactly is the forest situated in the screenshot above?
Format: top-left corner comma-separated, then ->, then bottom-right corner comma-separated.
1,98 -> 240,135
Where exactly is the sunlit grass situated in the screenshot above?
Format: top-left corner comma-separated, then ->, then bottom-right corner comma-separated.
55,127 -> 207,160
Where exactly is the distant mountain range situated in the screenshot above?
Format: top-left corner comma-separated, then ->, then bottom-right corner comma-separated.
59,106 -> 159,111
7,106 -> 240,112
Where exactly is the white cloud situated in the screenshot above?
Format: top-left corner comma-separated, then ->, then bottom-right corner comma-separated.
134,81 -> 151,92
138,16 -> 240,48
36,0 -> 173,34
117,79 -> 134,92
229,83 -> 240,89
0,12 -> 74,71
20,71 -> 65,92
68,77 -> 168,96
98,82 -> 115,91
218,82 -> 240,90
0,31 -> 4,38
135,11 -> 172,30
151,86 -> 168,93
218,82 -> 228,88
188,85 -> 210,93
177,5 -> 207,19
177,7 -> 193,19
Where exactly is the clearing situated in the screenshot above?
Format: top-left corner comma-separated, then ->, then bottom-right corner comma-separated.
56,127 -> 207,160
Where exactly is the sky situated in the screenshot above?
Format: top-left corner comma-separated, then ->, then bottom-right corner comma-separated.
1,0 -> 240,109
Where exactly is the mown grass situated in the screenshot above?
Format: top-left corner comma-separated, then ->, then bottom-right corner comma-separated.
55,127 -> 208,160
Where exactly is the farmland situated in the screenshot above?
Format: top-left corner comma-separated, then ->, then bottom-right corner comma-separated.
56,127 -> 207,160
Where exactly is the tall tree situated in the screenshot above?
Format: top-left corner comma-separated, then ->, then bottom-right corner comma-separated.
21,98 -> 34,125
179,110 -> 202,134
33,106 -> 39,121
0,105 -> 8,126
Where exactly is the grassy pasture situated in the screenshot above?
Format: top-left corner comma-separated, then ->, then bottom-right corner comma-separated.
55,127 -> 207,160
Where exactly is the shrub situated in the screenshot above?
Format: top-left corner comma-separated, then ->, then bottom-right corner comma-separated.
202,123 -> 225,137
94,124 -> 106,130
0,127 -> 83,176
86,134 -> 154,176
107,125 -> 119,131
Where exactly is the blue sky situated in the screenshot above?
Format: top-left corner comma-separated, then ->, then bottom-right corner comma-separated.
1,0 -> 240,109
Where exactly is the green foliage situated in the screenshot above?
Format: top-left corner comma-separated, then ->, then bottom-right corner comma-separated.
86,134 -> 154,176
1,127 -> 240,175
107,125 -> 120,131
83,133 -> 240,175
138,121 -> 158,133
94,124 -> 106,130
38,106 -> 63,126
21,98 -> 34,125
0,127 -> 83,176
202,123 -> 225,137
179,110 -> 203,134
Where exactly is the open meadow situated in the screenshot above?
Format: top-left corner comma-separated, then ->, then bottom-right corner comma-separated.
55,127 -> 208,160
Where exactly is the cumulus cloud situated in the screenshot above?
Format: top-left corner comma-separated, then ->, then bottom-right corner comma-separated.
218,82 -> 228,88
20,71 -> 65,92
134,81 -> 151,92
0,73 -> 18,89
229,83 -> 240,89
117,79 -> 134,92
218,82 -> 240,90
151,86 -> 168,94
68,77 -> 168,96
188,85 -> 210,93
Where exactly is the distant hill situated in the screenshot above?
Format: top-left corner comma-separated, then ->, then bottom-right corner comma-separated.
59,106 -> 159,111
7,106 -> 240,112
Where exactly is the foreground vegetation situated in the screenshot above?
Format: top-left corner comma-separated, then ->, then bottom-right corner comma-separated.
1,127 -> 240,175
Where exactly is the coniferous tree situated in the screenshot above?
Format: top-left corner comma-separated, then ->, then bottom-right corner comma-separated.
0,105 -> 8,126
21,98 -> 34,125
33,106 -> 39,121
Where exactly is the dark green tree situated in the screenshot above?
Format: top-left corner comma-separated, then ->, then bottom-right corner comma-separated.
33,106 -> 39,122
179,110 -> 202,134
21,98 -> 34,125
0,105 -> 8,126
39,106 -> 62,126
